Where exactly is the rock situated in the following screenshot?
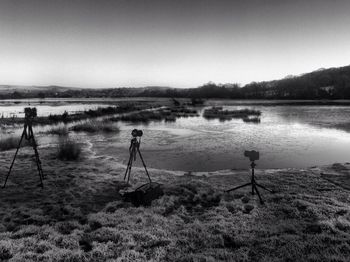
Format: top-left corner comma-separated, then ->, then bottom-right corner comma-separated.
241,196 -> 250,203
243,204 -> 254,214
304,224 -> 322,234
123,182 -> 164,207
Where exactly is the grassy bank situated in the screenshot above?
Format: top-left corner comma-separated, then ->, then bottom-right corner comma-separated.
0,103 -> 155,127
0,143 -> 349,261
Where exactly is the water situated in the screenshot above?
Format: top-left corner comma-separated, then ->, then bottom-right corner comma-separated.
1,99 -> 350,171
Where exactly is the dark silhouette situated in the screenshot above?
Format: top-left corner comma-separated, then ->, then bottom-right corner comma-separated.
3,107 -> 44,188
1,65 -> 350,99
226,151 -> 274,204
124,129 -> 151,184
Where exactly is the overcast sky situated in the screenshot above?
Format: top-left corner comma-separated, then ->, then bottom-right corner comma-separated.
0,0 -> 350,88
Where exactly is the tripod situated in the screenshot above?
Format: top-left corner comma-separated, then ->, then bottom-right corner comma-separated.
3,115 -> 44,188
124,136 -> 152,184
226,161 -> 273,204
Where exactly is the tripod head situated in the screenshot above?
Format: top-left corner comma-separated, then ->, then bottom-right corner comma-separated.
131,129 -> 143,138
244,150 -> 259,169
24,107 -> 37,119
24,107 -> 37,125
129,129 -> 143,149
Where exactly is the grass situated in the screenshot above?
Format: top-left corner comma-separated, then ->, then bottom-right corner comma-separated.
46,126 -> 69,136
57,138 -> 82,161
204,107 -> 261,121
0,136 -> 30,151
110,107 -> 199,123
242,116 -> 261,123
0,143 -> 350,261
0,103 -> 151,126
70,121 -> 120,133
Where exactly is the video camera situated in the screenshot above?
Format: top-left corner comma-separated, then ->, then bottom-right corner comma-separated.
24,107 -> 37,119
131,129 -> 143,138
244,150 -> 259,162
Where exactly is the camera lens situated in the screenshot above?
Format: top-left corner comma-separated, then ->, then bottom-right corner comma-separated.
131,129 -> 143,137
131,129 -> 138,137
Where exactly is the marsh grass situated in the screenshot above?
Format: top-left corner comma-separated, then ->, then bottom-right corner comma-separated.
242,116 -> 261,123
111,106 -> 199,123
71,121 -> 120,133
57,138 -> 82,161
204,107 -> 261,121
0,136 -> 30,151
46,126 -> 69,136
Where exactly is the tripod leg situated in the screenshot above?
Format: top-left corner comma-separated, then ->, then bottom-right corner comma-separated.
127,158 -> 134,184
3,130 -> 25,188
225,182 -> 251,193
255,183 -> 274,193
126,147 -> 135,184
29,127 -> 44,188
124,153 -> 132,180
137,147 -> 152,183
253,184 -> 264,204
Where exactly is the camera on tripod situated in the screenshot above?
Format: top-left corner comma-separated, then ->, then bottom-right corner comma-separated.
24,107 -> 37,119
131,129 -> 143,137
244,150 -> 259,162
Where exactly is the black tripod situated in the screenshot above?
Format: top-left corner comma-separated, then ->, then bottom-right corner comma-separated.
3,109 -> 44,188
124,135 -> 151,184
226,161 -> 273,204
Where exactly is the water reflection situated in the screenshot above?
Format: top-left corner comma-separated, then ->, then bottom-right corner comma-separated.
1,101 -> 350,171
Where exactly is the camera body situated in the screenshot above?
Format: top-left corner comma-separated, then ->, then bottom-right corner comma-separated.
244,150 -> 259,162
24,107 -> 37,119
131,129 -> 143,137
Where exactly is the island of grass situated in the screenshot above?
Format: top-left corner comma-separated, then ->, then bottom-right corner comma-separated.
203,107 -> 261,121
109,106 -> 199,123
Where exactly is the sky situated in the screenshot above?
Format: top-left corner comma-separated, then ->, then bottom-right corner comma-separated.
0,0 -> 350,88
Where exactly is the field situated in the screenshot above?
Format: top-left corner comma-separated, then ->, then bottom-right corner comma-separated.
0,141 -> 349,261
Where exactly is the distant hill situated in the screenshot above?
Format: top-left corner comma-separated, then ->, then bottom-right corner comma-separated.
0,65 -> 350,99
0,85 -> 81,93
242,65 -> 350,99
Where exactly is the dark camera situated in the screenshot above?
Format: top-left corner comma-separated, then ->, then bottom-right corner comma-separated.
131,129 -> 143,137
244,150 -> 259,162
24,107 -> 37,119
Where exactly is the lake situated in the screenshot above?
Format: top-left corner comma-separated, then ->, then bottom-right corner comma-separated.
1,98 -> 350,171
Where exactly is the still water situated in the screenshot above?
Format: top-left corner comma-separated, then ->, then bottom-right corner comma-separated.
1,99 -> 350,171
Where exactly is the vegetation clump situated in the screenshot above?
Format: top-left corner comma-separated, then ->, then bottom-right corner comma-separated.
0,136 -> 30,151
57,138 -> 82,161
70,121 -> 120,133
110,106 -> 199,123
243,116 -> 261,123
203,107 -> 261,122
46,126 -> 69,136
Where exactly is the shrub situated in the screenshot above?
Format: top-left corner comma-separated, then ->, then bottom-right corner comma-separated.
57,138 -> 82,161
48,111 -> 69,123
71,121 -> 119,133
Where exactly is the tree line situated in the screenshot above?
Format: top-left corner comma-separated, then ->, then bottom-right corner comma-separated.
1,65 -> 350,100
